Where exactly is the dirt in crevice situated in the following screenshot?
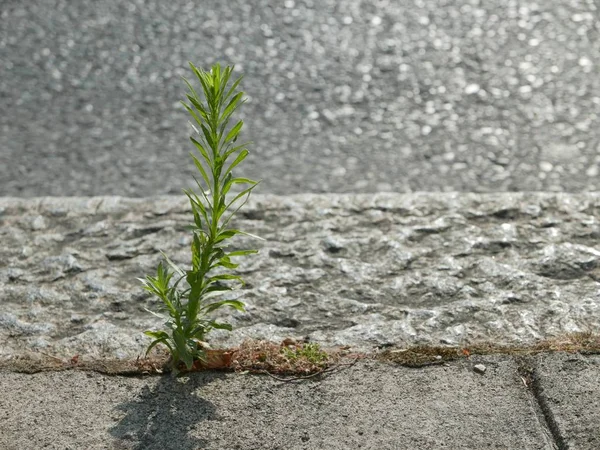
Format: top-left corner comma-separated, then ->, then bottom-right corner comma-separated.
1,332 -> 599,378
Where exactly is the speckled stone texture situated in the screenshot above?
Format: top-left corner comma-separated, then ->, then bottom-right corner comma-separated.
1,193 -> 599,359
2,0 -> 600,197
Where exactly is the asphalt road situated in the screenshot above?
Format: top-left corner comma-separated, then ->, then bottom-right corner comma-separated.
1,0 -> 600,197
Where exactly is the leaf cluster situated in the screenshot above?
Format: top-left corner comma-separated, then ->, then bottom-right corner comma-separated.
282,343 -> 329,364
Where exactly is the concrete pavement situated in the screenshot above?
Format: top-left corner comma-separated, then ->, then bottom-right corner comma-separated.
1,352 -> 599,449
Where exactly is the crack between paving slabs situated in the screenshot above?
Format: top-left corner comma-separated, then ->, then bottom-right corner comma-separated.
517,356 -> 567,450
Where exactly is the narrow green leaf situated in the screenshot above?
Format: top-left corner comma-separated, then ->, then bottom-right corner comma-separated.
224,120 -> 243,144
188,199 -> 204,228
192,177 -> 214,221
205,284 -> 234,293
191,63 -> 213,104
184,189 -> 210,231
212,63 -> 221,94
186,94 -> 208,119
159,251 -> 185,278
190,324 -> 208,340
222,177 -> 257,197
173,329 -> 191,358
143,307 -> 169,320
190,153 -> 212,188
152,256 -> 176,287
181,100 -> 206,125
144,330 -> 170,340
207,247 -> 225,266
200,124 -> 215,152
208,321 -> 233,331
223,76 -> 243,102
224,182 -> 259,212
217,257 -> 239,269
190,235 -> 202,271
220,92 -> 244,123
192,209 -> 203,230
146,281 -> 174,316
191,136 -> 213,166
221,189 -> 256,230
203,299 -> 245,314
227,249 -> 258,257
218,120 -> 230,143
199,290 -> 229,301
235,230 -> 266,241
219,67 -> 232,100
141,276 -> 165,300
222,149 -> 249,178
182,76 -> 199,100
181,350 -> 194,369
219,172 -> 232,201
171,273 -> 187,291
215,229 -> 240,243
144,336 -> 173,355
207,273 -> 245,286
222,142 -> 252,161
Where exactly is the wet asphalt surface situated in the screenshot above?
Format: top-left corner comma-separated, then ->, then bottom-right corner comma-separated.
1,0 -> 600,197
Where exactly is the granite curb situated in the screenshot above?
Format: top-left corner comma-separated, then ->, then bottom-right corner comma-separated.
2,193 -> 600,359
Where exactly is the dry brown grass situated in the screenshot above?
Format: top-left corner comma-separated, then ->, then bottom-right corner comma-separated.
378,331 -> 600,367
1,332 -> 599,375
230,339 -> 335,375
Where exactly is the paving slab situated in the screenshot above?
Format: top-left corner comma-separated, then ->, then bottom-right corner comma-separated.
0,357 -> 554,450
531,353 -> 600,450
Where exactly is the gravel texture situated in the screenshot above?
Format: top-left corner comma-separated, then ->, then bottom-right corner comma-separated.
1,193 -> 599,360
2,0 -> 600,197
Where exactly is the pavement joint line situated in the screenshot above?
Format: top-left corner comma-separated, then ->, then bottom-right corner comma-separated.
517,356 -> 568,450
3,333 -> 600,376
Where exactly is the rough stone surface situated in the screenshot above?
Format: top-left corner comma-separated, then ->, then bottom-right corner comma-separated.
533,353 -> 600,449
1,193 -> 599,359
0,357 -> 553,450
2,0 -> 600,196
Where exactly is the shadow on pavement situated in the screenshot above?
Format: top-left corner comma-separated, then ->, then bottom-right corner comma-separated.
110,371 -> 227,450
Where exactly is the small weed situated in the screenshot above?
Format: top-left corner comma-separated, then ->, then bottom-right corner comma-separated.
282,342 -> 328,364
231,340 -> 333,375
139,63 -> 261,373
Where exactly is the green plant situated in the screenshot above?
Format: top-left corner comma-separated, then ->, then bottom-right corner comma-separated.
282,343 -> 328,364
140,62 -> 261,372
